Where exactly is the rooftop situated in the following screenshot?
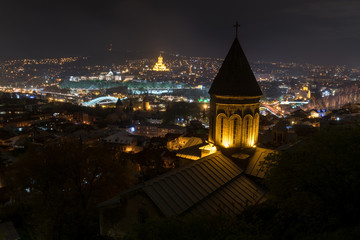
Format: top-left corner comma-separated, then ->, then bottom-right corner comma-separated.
99,151 -> 266,216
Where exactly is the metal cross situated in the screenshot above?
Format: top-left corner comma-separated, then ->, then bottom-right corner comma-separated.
233,21 -> 240,38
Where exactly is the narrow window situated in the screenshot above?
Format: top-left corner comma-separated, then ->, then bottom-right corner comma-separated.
233,118 -> 237,144
246,118 -> 250,139
220,118 -> 224,143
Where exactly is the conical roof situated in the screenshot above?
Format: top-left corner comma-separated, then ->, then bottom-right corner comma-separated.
209,38 -> 262,97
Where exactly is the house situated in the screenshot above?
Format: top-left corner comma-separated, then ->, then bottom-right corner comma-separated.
102,132 -> 146,153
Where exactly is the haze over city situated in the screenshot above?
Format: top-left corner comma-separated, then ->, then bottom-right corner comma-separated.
1,0 -> 360,66
1,1 -> 360,239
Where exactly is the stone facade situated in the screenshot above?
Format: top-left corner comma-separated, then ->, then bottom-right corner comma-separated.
209,95 -> 260,149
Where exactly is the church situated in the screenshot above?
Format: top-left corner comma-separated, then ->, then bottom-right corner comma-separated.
98,30 -> 274,238
153,54 -> 169,71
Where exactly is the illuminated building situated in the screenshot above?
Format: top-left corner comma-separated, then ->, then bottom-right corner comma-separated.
153,54 -> 169,71
69,70 -> 122,82
133,124 -> 185,138
102,132 -> 143,153
105,70 -> 114,81
296,85 -> 311,100
142,95 -> 150,111
208,37 -> 262,149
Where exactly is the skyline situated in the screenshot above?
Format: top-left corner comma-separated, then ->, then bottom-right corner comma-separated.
1,2 -> 360,238
1,0 -> 360,66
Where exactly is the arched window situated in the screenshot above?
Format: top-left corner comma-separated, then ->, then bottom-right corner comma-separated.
242,115 -> 253,147
220,118 -> 224,143
229,114 -> 241,146
253,113 -> 260,146
233,118 -> 237,143
216,113 -> 228,146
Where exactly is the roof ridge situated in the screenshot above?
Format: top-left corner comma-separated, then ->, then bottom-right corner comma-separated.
144,151 -> 222,185
142,152 -> 244,215
99,151 -> 223,206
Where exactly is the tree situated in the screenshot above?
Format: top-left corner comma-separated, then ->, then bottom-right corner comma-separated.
163,102 -> 201,124
4,138 -> 138,240
125,215 -> 255,240
135,149 -> 164,180
111,125 -> 360,240
264,125 -> 360,238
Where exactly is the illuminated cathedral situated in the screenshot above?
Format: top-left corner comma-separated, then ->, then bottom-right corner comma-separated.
153,54 -> 169,71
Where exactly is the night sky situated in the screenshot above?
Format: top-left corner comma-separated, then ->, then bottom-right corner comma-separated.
1,0 -> 360,66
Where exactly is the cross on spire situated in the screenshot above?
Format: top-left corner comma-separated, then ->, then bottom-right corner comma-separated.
233,21 -> 240,38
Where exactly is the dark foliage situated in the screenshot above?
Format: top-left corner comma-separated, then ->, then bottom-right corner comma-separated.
1,138 -> 138,240
163,102 -> 201,124
263,125 -> 360,239
125,125 -> 360,240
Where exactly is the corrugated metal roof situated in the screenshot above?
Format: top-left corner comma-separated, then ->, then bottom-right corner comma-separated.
245,147 -> 275,178
99,151 -> 266,217
141,151 -> 264,216
183,137 -> 204,148
142,152 -> 240,216
187,174 -> 266,216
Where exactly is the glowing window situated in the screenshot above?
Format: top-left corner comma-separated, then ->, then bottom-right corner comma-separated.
233,118 -> 237,144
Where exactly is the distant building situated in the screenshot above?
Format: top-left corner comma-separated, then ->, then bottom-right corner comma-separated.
296,85 -> 311,100
69,70 -> 122,82
133,124 -> 185,138
255,73 -> 274,82
153,54 -> 169,71
73,112 -> 92,125
142,95 -> 151,111
259,120 -> 297,147
167,136 -> 202,151
102,132 -> 144,153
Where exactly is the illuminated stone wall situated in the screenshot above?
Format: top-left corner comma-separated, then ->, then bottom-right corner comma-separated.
209,95 -> 260,149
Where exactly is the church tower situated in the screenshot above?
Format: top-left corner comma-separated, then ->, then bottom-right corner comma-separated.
208,35 -> 262,149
